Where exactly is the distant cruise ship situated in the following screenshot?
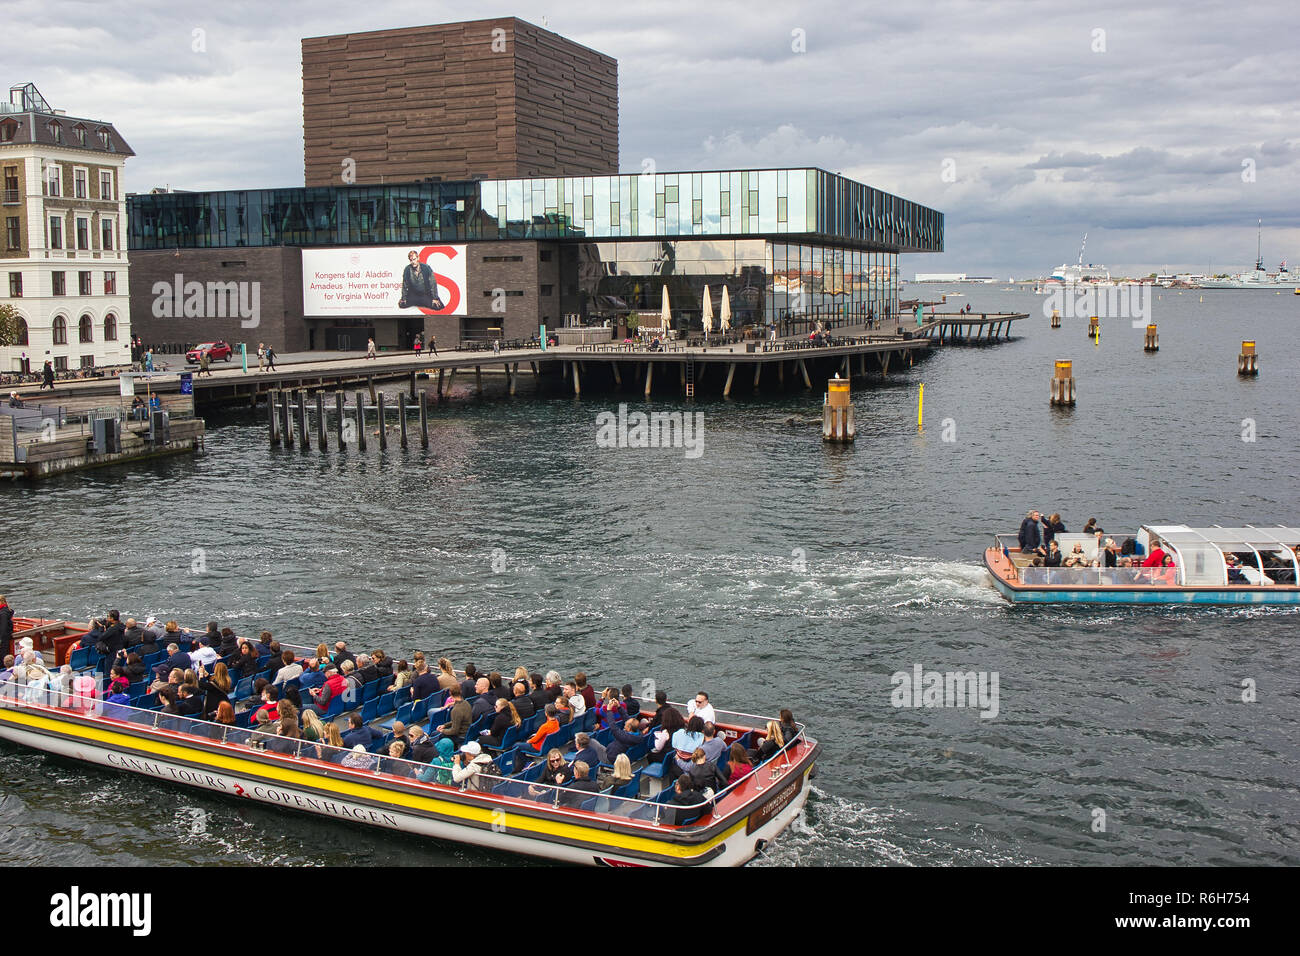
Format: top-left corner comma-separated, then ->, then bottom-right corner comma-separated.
1044,233 -> 1112,286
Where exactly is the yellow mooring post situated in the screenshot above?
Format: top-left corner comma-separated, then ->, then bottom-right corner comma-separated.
917,383 -> 924,431
822,377 -> 855,442
1238,340 -> 1258,376
1051,360 -> 1076,406
1050,309 -> 1061,329
1144,324 -> 1159,352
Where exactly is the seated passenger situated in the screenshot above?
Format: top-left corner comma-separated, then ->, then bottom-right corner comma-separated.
670,716 -> 707,775
1044,542 -> 1063,567
666,775 -> 711,826
620,683 -> 641,718
527,748 -> 570,801
314,722 -> 346,762
726,743 -> 754,785
451,741 -> 494,792
341,744 -> 375,770
265,718 -> 302,756
601,719 -> 642,764
560,760 -> 602,808
609,753 -> 636,794
1063,543 -> 1089,567
385,740 -> 414,778
406,725 -> 437,763
435,685 -> 472,748
572,731 -> 607,770
748,720 -> 785,764
595,687 -> 625,729
509,681 -> 536,719
482,698 -> 521,749
700,722 -> 727,763
526,703 -> 560,752
1141,543 -> 1168,568
341,711 -> 381,750
687,691 -> 716,725
778,709 -> 799,748
416,738 -> 456,785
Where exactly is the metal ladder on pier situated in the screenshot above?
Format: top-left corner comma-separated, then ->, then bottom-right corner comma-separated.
684,360 -> 695,398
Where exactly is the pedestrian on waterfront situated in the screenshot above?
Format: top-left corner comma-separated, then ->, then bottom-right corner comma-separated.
199,350 -> 212,377
492,337 -> 501,354
366,338 -> 377,360
264,344 -> 276,371
40,361 -> 54,390
413,334 -> 422,356
143,349 -> 154,372
428,333 -> 438,356
257,342 -> 267,372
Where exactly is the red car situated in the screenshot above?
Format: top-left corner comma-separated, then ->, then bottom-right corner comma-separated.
186,341 -> 234,364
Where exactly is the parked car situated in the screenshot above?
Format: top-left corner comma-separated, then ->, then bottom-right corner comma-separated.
185,342 -> 234,364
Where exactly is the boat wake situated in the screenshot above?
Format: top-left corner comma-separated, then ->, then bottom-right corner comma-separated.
751,786 -> 1040,867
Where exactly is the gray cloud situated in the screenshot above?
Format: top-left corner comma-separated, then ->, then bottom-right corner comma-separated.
4,0 -> 1297,275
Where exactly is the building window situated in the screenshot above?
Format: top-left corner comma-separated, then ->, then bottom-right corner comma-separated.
14,317 -> 28,346
52,315 -> 67,344
46,164 -> 61,196
52,272 -> 66,296
53,356 -> 67,371
540,284 -> 554,296
47,120 -> 62,144
482,290 -> 524,297
73,125 -> 87,146
76,217 -> 89,250
80,355 -> 95,369
79,271 -> 92,295
79,314 -> 93,343
482,255 -> 524,263
5,217 -> 18,250
100,217 -> 114,251
104,313 -> 117,340
2,166 -> 17,205
8,272 -> 20,297
96,128 -> 109,148
74,168 -> 88,199
49,216 -> 63,249
99,171 -> 113,201
0,118 -> 17,143
104,271 -> 116,294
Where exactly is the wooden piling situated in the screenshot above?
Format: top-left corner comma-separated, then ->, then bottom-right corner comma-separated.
268,389 -> 280,446
335,392 -> 345,448
437,368 -> 445,400
475,365 -> 483,394
408,371 -> 417,398
1144,324 -> 1159,352
644,362 -> 654,397
367,376 -> 376,403
1051,309 -> 1060,329
355,391 -> 367,451
280,393 -> 294,448
316,392 -> 327,450
1238,340 -> 1258,376
572,362 -> 581,396
419,392 -> 429,448
297,390 -> 309,450
723,362 -> 735,398
398,393 -> 408,449
377,392 -> 388,450
1051,360 -> 1076,405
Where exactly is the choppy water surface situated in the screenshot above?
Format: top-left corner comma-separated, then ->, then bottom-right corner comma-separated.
3,288 -> 1298,865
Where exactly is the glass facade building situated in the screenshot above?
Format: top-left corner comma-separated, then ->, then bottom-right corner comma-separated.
128,168 -> 941,252
128,168 -> 940,333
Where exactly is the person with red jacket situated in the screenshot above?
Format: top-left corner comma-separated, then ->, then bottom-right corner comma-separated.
526,703 -> 560,752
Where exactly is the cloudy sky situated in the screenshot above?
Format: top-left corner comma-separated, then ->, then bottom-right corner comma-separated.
9,0 -> 1298,276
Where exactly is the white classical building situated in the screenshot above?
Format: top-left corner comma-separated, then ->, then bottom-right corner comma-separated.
1,82 -> 134,376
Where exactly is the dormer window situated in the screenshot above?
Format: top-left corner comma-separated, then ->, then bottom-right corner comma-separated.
46,119 -> 62,144
96,127 -> 110,148
0,118 -> 17,143
73,123 -> 87,146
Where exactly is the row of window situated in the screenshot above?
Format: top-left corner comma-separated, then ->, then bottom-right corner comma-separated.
39,120 -> 114,150
7,271 -> 118,296
46,213 -> 116,251
6,313 -> 120,346
19,164 -> 117,202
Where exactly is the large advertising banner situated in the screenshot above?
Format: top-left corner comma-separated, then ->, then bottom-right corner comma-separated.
302,245 -> 467,317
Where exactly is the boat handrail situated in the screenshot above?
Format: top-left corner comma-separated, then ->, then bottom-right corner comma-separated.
0,676 -> 807,827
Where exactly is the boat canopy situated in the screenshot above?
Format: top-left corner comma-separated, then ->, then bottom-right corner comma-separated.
1144,525 -> 1300,586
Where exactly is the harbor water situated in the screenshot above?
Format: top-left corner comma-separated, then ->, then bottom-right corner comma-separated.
2,287 -> 1297,866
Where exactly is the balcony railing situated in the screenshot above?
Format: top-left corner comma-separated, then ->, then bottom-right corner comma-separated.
2,188 -> 19,204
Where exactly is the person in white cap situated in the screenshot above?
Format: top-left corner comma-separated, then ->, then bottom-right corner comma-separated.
451,740 -> 494,791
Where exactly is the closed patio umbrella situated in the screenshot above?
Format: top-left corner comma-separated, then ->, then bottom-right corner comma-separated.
660,286 -> 671,334
701,285 -> 713,339
720,285 -> 732,335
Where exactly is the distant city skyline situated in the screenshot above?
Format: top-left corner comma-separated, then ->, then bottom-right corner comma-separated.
9,0 -> 1297,275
